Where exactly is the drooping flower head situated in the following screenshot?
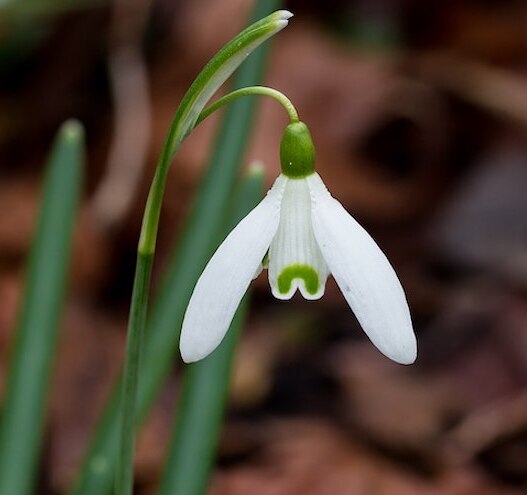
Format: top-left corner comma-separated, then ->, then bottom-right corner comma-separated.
180,121 -> 417,364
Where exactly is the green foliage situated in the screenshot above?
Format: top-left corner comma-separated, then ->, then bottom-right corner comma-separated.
0,120 -> 84,495
159,168 -> 264,495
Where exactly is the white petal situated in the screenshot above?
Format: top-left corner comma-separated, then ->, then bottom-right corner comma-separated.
180,176 -> 287,362
307,174 -> 417,364
268,177 -> 329,300
252,263 -> 264,280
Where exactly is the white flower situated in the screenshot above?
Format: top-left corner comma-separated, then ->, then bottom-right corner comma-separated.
180,122 -> 417,365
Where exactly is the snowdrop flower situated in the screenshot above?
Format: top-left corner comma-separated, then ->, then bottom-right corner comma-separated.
180,122 -> 417,364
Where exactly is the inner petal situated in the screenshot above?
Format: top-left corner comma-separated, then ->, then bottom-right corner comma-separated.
268,177 -> 329,300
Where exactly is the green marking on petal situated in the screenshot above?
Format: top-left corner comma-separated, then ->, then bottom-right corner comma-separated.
277,264 -> 319,295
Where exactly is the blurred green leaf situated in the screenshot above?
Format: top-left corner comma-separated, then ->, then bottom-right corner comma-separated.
0,120 -> 84,495
159,166 -> 265,495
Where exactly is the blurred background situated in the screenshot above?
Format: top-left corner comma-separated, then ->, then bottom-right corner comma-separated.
1,0 -> 527,493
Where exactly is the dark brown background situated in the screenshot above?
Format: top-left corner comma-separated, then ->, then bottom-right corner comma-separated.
1,0 -> 527,493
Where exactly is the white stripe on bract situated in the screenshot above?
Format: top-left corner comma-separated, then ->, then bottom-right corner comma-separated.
307,173 -> 417,364
268,176 -> 329,300
180,175 -> 287,363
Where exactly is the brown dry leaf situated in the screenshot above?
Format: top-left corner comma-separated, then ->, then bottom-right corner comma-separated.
230,312 -> 297,408
427,289 -> 527,410
428,143 -> 527,284
69,206 -> 114,294
438,391 -> 527,468
328,344 -> 458,456
255,21 -> 449,221
0,274 -> 23,396
443,2 -> 527,64
211,418 -> 522,495
0,178 -> 39,258
134,376 -> 181,490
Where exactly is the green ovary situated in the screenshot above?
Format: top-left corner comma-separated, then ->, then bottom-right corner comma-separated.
277,264 -> 319,295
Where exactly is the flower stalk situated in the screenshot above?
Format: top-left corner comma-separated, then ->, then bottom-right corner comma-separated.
196,85 -> 299,126
115,10 -> 293,495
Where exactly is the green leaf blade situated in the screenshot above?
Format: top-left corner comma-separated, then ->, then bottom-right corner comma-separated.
158,166 -> 265,495
0,120 -> 84,495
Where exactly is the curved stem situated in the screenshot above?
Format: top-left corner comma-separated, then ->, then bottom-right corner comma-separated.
116,86 -> 296,494
110,8 -> 293,495
196,86 -> 299,126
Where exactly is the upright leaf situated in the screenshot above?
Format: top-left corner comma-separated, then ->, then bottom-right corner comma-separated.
159,166 -> 265,495
0,120 -> 84,495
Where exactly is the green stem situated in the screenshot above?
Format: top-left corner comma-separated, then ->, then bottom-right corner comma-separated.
115,252 -> 154,495
196,85 -> 299,126
117,79 -> 288,495
138,165 -> 169,255
114,12 -> 292,495
116,82 -> 298,495
115,127 -> 170,495
115,84 -> 299,495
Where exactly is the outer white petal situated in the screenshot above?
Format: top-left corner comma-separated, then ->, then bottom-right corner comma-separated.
268,177 -> 329,300
307,173 -> 417,364
180,176 -> 287,363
